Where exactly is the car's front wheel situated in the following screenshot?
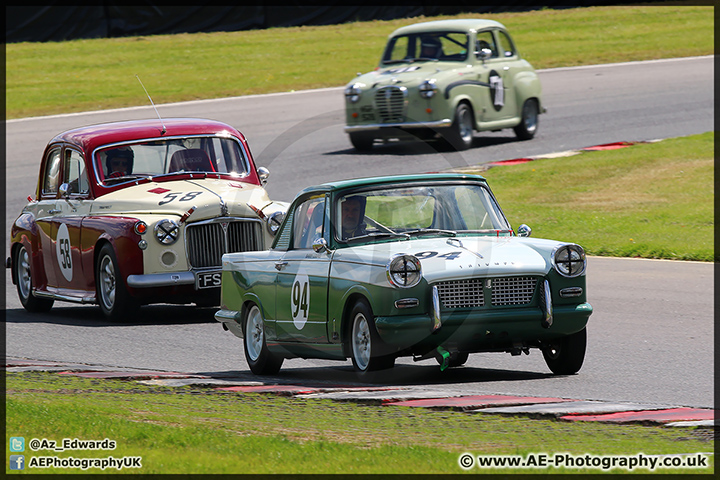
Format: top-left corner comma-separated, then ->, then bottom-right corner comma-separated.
95,243 -> 138,320
444,102 -> 474,150
542,327 -> 587,375
243,303 -> 283,375
13,244 -> 54,313
349,132 -> 374,151
513,98 -> 539,140
349,300 -> 394,374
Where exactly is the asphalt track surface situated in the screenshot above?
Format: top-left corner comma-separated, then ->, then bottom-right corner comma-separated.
4,56 -> 715,410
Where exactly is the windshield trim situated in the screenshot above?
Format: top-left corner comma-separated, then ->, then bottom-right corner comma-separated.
92,134 -> 252,187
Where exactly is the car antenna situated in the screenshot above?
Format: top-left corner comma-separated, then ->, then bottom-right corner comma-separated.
136,74 -> 166,135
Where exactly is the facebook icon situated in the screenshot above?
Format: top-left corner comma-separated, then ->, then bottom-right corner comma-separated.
10,455 -> 25,470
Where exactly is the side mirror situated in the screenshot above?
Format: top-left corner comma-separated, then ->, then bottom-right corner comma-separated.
59,183 -> 71,198
257,167 -> 270,186
517,224 -> 532,237
266,211 -> 285,236
477,48 -> 492,61
312,238 -> 330,254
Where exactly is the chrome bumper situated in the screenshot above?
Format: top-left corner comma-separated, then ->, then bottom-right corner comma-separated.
126,272 -> 195,288
344,119 -> 452,133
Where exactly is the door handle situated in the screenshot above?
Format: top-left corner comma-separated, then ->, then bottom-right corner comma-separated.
274,261 -> 288,271
49,209 -> 62,214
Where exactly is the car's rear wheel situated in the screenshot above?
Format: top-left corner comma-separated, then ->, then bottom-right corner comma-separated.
14,244 -> 54,312
542,327 -> 587,375
349,300 -> 394,374
243,303 -> 283,375
349,132 -> 374,151
444,102 -> 474,150
513,98 -> 539,140
96,243 -> 138,320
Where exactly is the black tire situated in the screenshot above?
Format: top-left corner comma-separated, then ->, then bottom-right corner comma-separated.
446,351 -> 469,368
349,132 -> 374,151
13,244 -> 54,313
542,327 -> 587,375
513,98 -> 539,140
243,303 -> 284,375
349,300 -> 394,374
444,103 -> 474,150
95,243 -> 138,320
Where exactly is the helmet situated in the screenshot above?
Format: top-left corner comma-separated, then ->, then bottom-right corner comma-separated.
104,148 -> 134,176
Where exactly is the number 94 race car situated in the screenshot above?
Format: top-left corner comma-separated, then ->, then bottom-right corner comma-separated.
215,173 -> 592,376
7,118 -> 287,320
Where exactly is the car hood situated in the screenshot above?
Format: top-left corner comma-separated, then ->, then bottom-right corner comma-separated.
334,235 -> 566,282
90,179 -> 285,221
351,62 -> 468,91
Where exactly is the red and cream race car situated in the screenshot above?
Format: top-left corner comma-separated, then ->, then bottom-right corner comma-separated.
7,118 -> 287,320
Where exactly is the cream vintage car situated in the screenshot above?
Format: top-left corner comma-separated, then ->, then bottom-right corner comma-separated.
344,19 -> 544,151
8,118 -> 287,320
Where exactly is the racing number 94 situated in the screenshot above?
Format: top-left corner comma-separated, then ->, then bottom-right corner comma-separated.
292,279 -> 308,318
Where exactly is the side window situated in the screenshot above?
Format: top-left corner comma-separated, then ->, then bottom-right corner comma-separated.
64,149 -> 89,194
476,31 -> 498,58
42,148 -> 62,196
292,196 -> 325,250
497,30 -> 516,58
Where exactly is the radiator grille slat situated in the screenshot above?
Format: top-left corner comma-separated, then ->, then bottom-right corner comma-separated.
186,220 -> 262,268
375,87 -> 406,123
435,276 -> 538,309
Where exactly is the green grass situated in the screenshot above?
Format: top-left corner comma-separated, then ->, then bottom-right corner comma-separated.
5,372 -> 715,474
473,132 -> 714,261
5,3 -> 713,119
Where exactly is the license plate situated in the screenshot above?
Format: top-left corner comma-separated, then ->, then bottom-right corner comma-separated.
196,271 -> 222,289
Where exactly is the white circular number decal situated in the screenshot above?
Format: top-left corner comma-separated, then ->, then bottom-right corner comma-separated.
56,223 -> 73,281
291,272 -> 309,330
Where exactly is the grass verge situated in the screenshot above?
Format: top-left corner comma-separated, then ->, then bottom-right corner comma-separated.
473,132 -> 714,262
5,372 -> 715,474
5,3 -> 713,119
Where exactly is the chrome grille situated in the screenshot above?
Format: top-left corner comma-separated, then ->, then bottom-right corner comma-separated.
374,87 -> 406,123
491,277 -> 537,305
436,279 -> 484,308
434,276 -> 538,309
186,220 -> 262,268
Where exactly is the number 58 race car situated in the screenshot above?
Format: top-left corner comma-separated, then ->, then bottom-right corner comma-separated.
8,118 -> 287,320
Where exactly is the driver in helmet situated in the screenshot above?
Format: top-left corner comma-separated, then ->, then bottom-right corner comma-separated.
105,148 -> 134,178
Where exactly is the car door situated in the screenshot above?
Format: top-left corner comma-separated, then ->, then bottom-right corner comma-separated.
274,195 -> 331,343
35,146 -> 64,289
473,29 -> 518,122
50,147 -> 93,295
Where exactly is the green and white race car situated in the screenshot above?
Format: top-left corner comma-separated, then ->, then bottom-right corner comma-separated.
216,174 -> 591,375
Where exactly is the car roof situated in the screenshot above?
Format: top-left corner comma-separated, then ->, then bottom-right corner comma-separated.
50,117 -> 246,153
389,19 -> 506,37
295,173 -> 489,197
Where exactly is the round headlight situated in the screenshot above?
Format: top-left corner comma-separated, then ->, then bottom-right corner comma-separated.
552,244 -> 586,278
386,254 -> 422,288
154,219 -> 180,245
344,83 -> 363,103
419,79 -> 437,99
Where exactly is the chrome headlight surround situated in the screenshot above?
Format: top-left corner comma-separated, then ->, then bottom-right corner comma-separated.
344,83 -> 363,103
154,219 -> 180,245
552,244 -> 586,278
386,254 -> 422,289
419,79 -> 437,99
